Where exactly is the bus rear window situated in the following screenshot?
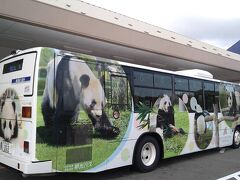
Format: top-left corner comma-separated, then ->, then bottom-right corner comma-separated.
3,59 -> 23,74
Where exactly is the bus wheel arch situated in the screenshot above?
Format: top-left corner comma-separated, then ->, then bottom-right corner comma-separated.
232,126 -> 240,149
133,133 -> 163,172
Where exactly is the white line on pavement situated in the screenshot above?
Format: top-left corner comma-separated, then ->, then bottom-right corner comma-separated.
217,171 -> 240,180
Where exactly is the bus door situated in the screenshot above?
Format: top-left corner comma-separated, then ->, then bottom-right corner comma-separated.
0,51 -> 37,163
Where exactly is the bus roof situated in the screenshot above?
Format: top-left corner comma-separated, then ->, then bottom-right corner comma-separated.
1,47 -> 239,86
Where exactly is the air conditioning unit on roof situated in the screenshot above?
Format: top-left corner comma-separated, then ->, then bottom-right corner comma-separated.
176,69 -> 213,79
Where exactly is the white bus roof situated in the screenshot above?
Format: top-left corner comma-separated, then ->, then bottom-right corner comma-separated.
1,47 -> 239,86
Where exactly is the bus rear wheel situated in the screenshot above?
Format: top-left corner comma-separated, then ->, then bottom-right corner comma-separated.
232,127 -> 240,149
133,136 -> 160,172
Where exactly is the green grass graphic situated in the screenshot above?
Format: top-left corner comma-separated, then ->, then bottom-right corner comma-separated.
36,96 -> 130,172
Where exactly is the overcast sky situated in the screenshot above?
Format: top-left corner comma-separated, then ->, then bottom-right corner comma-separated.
82,0 -> 240,50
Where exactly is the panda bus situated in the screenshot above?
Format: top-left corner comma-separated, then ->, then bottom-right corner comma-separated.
0,47 -> 240,175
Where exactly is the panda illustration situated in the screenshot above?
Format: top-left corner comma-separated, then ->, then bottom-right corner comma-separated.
156,95 -> 174,127
227,92 -> 237,116
190,97 -> 214,136
219,90 -> 240,123
42,55 -> 120,145
0,99 -> 18,142
235,91 -> 240,112
194,111 -> 210,135
156,94 -> 185,138
190,97 -> 207,135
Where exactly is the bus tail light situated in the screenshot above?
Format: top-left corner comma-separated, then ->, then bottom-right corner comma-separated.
22,107 -> 32,118
24,141 -> 29,153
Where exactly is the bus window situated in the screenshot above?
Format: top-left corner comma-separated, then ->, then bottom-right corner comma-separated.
154,73 -> 172,89
134,87 -> 153,108
189,79 -> 202,92
133,71 -> 153,87
134,71 -> 173,111
134,87 -> 173,111
215,83 -> 220,112
189,79 -> 203,109
174,77 -> 188,91
3,59 -> 23,74
204,81 -> 215,112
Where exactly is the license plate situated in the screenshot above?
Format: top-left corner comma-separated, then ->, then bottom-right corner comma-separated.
0,141 -> 12,154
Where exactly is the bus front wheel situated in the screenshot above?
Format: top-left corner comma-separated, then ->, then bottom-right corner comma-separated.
133,136 -> 160,172
232,127 -> 240,149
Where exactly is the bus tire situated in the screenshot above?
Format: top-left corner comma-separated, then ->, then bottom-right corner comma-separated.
133,135 -> 160,172
232,127 -> 240,149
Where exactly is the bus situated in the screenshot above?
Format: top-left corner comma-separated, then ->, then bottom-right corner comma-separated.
0,47 -> 239,175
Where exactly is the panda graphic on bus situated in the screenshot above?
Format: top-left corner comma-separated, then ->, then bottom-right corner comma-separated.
36,48 -> 132,172
0,88 -> 19,142
41,55 -> 121,145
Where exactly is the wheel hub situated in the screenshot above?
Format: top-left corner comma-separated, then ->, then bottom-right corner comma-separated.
234,130 -> 240,146
141,142 -> 156,166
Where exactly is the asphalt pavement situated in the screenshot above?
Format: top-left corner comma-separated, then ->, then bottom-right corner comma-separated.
0,147 -> 239,180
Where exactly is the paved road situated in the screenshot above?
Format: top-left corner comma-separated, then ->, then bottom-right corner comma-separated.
0,148 -> 239,180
